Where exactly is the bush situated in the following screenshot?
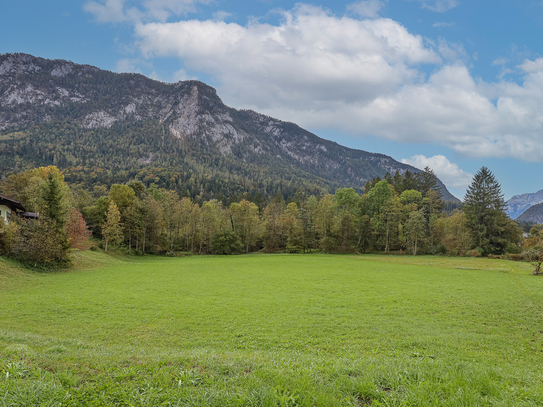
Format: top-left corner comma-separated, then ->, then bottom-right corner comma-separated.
505,243 -> 521,254
427,244 -> 447,255
10,218 -> 70,269
286,243 -> 303,253
211,230 -> 243,255
0,217 -> 17,255
505,253 -> 523,261
487,254 -> 503,259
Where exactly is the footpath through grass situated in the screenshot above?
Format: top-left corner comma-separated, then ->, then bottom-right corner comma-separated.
1,252 -> 543,406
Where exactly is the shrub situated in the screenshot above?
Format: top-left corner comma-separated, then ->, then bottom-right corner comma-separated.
487,254 -> 503,259
505,253 -> 523,261
505,243 -> 521,254
427,244 -> 446,255
10,218 -> 70,269
211,230 -> 243,255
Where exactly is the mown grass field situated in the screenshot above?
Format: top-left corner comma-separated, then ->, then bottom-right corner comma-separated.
1,252 -> 543,406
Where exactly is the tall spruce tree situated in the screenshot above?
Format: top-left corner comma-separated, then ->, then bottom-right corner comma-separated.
39,172 -> 70,255
463,167 -> 517,255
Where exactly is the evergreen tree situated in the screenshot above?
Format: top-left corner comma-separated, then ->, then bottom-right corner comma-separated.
463,167 -> 517,255
39,172 -> 70,254
40,172 -> 68,229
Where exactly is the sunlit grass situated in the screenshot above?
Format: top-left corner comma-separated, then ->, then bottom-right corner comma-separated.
1,252 -> 542,405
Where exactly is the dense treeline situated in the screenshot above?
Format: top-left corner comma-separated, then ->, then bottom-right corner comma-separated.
0,166 -> 523,268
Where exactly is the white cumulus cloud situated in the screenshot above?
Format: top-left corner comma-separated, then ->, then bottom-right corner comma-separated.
401,155 -> 473,190
518,58 -> 543,73
135,5 -> 440,111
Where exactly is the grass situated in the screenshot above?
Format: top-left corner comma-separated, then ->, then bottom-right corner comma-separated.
1,251 -> 543,405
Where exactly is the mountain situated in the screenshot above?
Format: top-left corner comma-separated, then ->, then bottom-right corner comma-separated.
506,190 -> 543,219
516,202 -> 543,224
0,53 -> 459,202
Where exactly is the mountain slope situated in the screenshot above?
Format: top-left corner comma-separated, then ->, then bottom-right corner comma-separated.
506,189 -> 543,219
0,53 -> 459,201
516,202 -> 543,224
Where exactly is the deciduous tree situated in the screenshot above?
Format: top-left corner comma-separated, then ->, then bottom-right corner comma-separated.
404,210 -> 426,255
102,201 -> 122,253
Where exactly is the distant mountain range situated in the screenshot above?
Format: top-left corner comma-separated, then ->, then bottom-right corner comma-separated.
506,190 -> 543,221
0,53 -> 459,201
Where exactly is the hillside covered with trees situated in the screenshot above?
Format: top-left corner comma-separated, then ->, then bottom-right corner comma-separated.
0,53 -> 459,203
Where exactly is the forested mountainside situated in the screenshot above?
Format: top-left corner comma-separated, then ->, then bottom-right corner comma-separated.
506,189 -> 543,220
0,53 -> 459,202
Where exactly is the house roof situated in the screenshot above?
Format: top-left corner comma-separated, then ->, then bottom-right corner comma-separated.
0,194 -> 27,212
20,212 -> 39,219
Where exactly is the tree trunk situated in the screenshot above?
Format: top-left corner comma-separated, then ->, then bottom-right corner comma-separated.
385,219 -> 390,253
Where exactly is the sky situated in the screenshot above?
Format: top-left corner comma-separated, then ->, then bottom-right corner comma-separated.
1,0 -> 543,200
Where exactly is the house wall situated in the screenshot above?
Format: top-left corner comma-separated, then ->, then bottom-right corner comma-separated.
0,205 -> 12,223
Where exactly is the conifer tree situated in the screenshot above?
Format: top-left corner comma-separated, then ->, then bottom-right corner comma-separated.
463,166 -> 518,255
39,171 -> 69,254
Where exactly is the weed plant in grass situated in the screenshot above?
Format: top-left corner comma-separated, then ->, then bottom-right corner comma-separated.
1,252 -> 543,405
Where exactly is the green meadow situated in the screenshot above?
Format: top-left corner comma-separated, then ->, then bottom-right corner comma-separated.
1,252 -> 543,406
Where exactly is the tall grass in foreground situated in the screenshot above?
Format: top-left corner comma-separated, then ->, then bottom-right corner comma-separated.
1,252 -> 543,406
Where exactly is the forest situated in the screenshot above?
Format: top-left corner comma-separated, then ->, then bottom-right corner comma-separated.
0,164 -> 534,270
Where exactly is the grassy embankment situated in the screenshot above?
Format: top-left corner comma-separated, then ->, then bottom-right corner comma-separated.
1,251 -> 543,406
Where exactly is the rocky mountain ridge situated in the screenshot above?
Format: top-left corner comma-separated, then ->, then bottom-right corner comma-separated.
0,53 -> 459,201
506,189 -> 543,220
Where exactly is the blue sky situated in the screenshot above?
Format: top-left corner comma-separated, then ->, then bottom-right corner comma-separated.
2,0 -> 543,200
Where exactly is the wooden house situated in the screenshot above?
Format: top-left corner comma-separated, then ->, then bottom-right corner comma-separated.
0,194 -> 38,222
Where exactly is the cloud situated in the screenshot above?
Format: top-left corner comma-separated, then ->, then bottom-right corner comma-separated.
95,3 -> 543,162
84,0 -> 211,23
84,0 -> 132,22
412,0 -> 459,12
518,58 -> 543,73
212,10 -> 233,22
432,22 -> 455,28
492,57 -> 508,66
356,64 -> 543,161
115,58 -> 142,73
401,155 -> 473,190
437,38 -> 466,60
135,4 -> 441,111
347,0 -> 387,18
173,68 -> 197,82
